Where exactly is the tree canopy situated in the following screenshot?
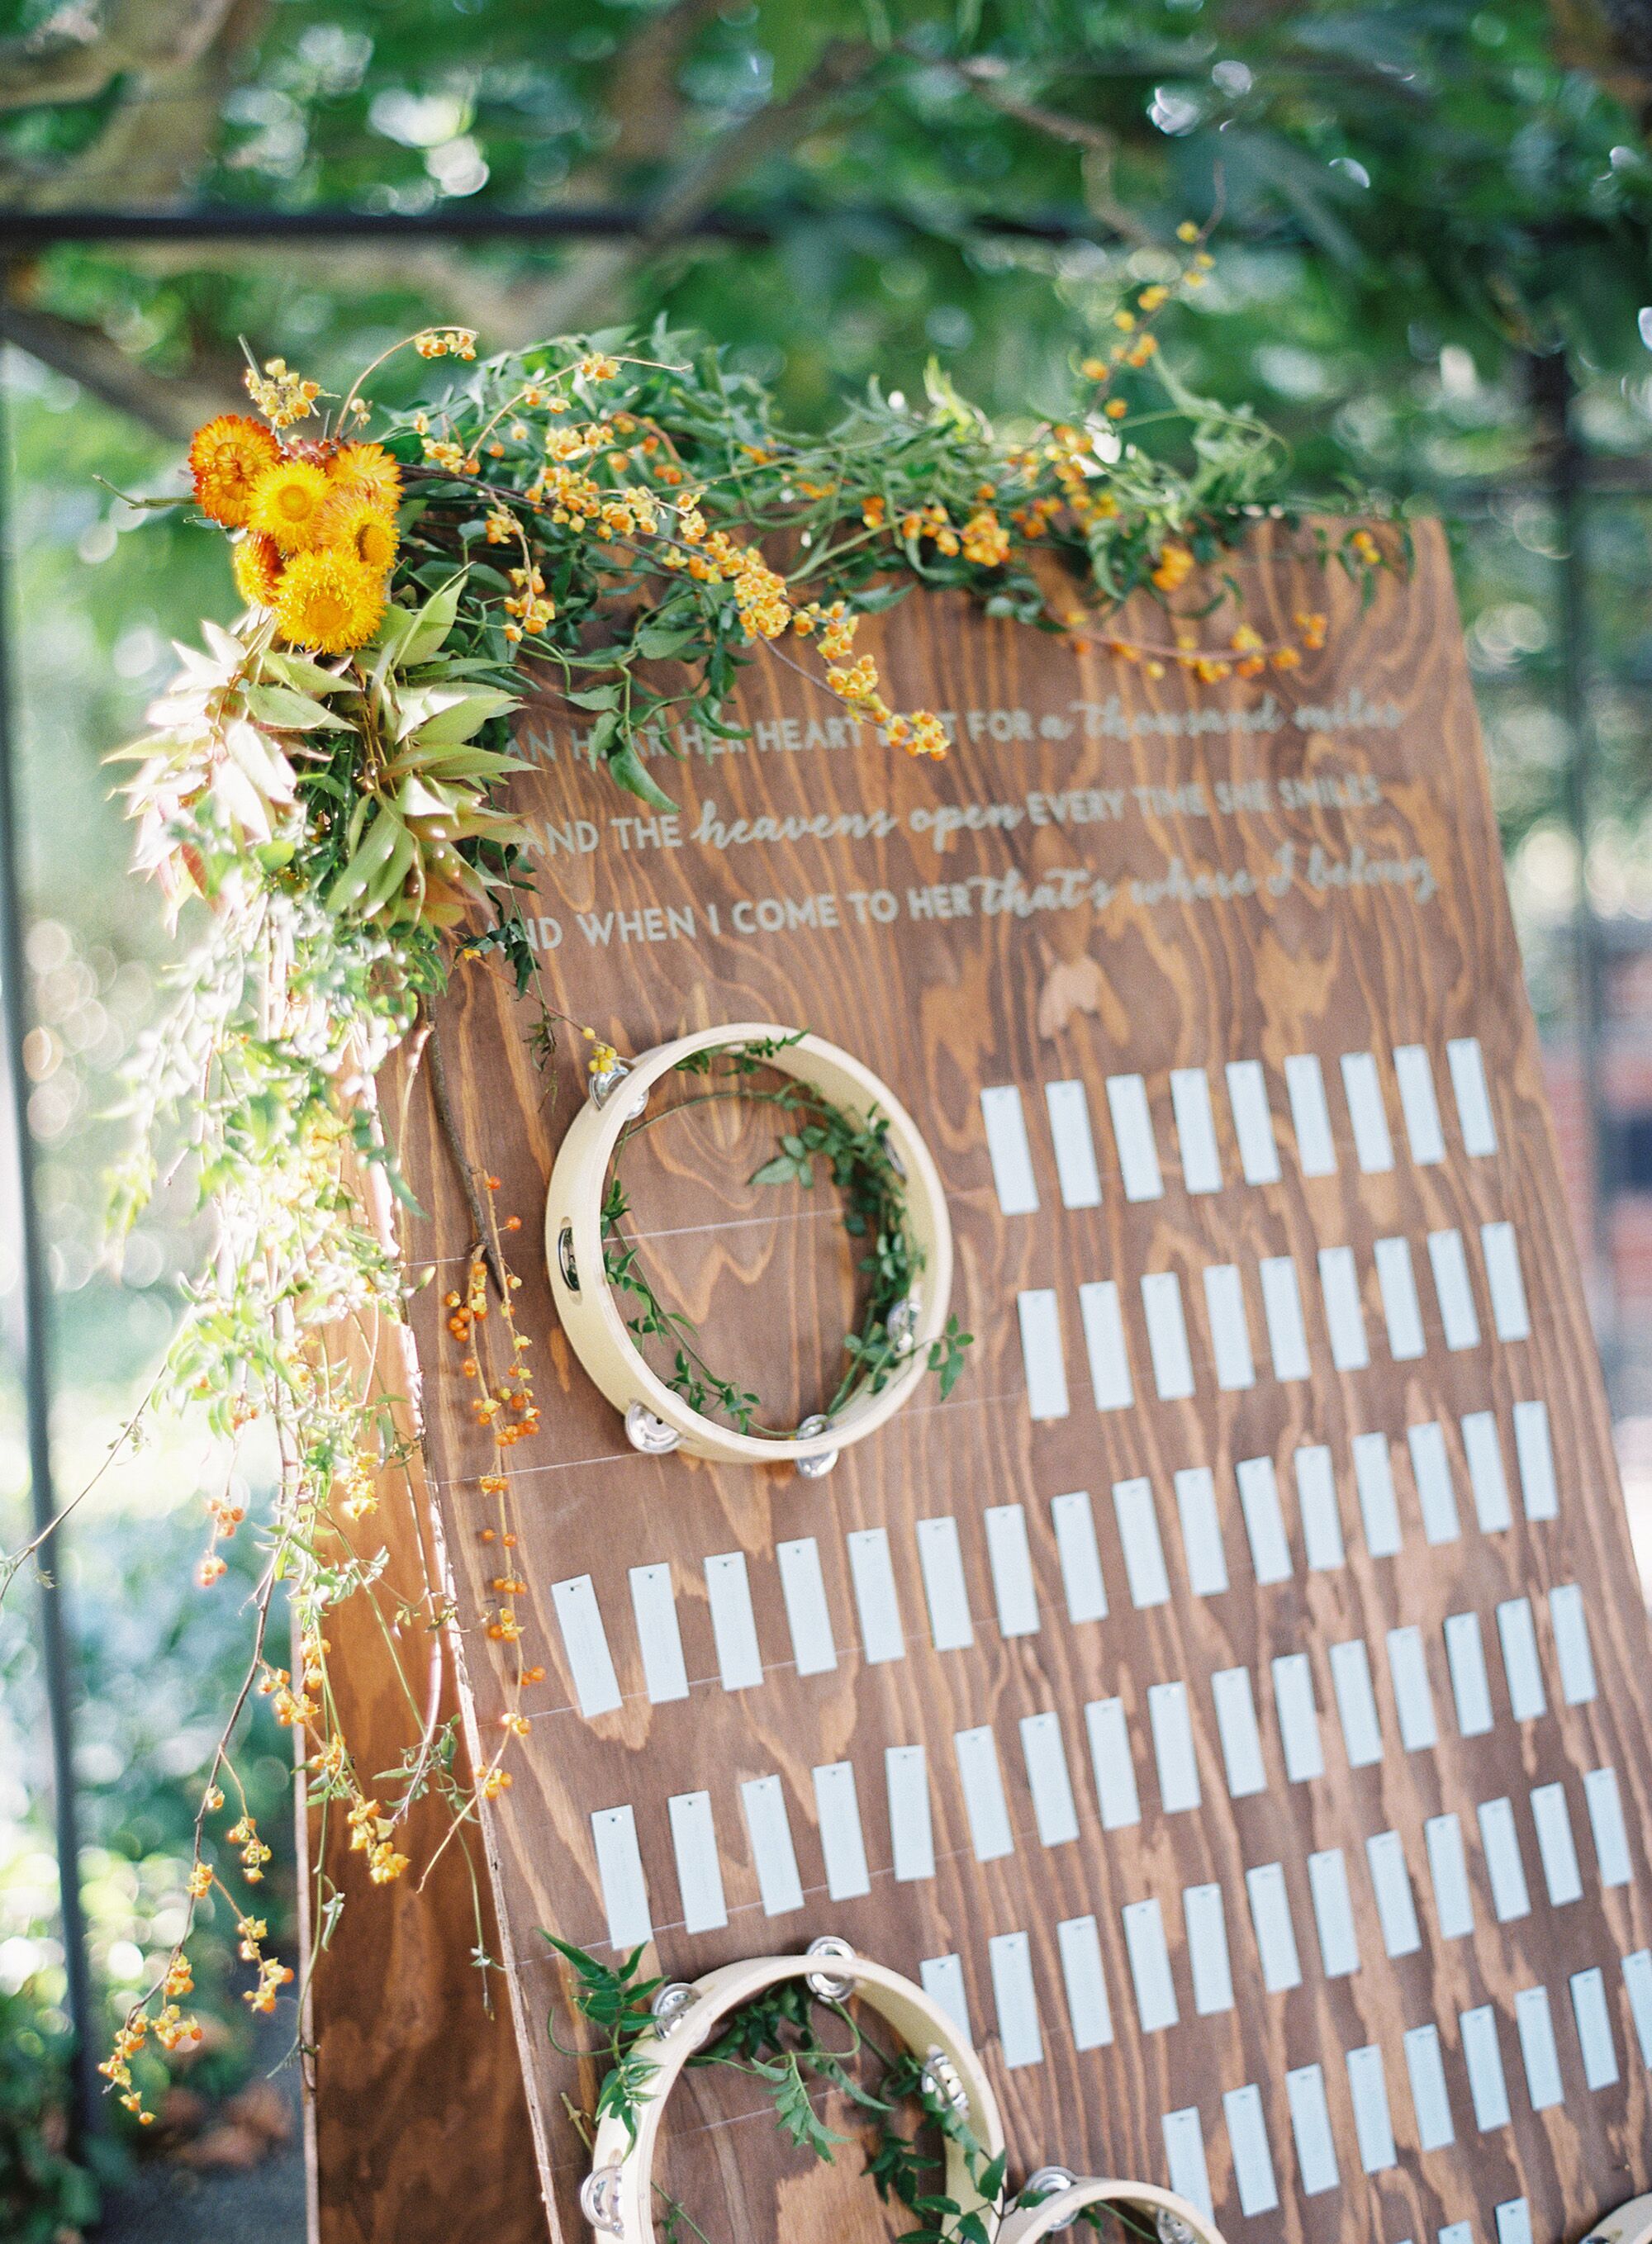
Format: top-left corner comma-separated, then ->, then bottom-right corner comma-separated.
0,0 -> 1649,491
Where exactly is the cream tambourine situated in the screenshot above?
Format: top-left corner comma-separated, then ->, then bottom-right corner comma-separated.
577,1939 -> 1003,2240
1583,2199 -> 1652,2244
545,1023 -> 952,1470
998,2170 -> 1230,2244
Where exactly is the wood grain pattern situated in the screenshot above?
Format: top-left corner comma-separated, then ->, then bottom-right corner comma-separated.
379,519 -> 1652,2244
303,1165 -> 544,2244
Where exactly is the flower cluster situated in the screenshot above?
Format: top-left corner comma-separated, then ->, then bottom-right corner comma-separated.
173,281 -> 1396,823
189,404 -> 402,654
99,2010 -> 189,2123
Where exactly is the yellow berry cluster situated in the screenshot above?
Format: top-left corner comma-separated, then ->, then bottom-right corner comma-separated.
257,1658 -> 317,1730
1095,602 -> 1332,681
434,1148 -> 548,1811
414,326 -> 479,361
504,563 -> 556,642
1078,221 -> 1215,429
242,354 -> 321,429
348,1797 -> 411,1886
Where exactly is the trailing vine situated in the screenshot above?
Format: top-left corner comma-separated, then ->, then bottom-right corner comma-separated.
598,1035 -> 971,1437
0,245 -> 1402,2123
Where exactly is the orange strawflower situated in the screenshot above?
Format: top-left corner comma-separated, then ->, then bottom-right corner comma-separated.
327,441 -> 403,514
233,530 -> 284,609
188,415 -> 282,528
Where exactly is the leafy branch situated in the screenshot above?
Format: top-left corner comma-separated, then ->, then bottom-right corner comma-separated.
542,1936 -> 663,2149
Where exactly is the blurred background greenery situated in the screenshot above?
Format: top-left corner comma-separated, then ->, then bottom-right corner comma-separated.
2,0 -> 1652,2232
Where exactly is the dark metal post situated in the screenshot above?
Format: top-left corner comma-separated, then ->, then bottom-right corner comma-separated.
0,315 -> 101,2141
1531,349 -> 1616,1388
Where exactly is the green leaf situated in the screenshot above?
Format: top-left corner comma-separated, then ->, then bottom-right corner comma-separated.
370,602 -> 418,670
244,681 -> 354,732
361,821 -> 416,916
400,685 -> 519,747
396,774 -> 457,819
260,649 -> 349,696
749,1153 -> 805,1186
400,572 -> 468,666
388,744 -> 525,781
634,624 -> 698,659
327,804 -> 402,911
606,738 -> 677,812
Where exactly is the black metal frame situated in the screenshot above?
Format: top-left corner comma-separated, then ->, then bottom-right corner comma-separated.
0,351 -> 98,2133
0,200 -> 1630,2154
0,199 -> 1136,252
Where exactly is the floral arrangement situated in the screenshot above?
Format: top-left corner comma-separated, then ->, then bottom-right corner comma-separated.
14,249 -> 1400,2123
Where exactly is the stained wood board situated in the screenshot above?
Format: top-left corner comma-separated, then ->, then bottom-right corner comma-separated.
302,1165 -> 541,2244
396,519 -> 1652,2244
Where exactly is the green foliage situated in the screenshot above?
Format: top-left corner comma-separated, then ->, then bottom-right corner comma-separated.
371,316 -> 1376,814
928,1314 -> 974,1402
119,581 -> 529,944
599,1164 -> 767,1435
540,1936 -> 662,2147
1,1499 -> 299,2097
601,1041 -> 969,1436
0,1989 -> 101,2244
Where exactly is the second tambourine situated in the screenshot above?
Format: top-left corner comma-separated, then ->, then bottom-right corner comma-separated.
544,1021 -> 957,1472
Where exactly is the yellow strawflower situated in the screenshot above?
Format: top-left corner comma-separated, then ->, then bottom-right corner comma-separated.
315,490 -> 399,571
248,457 -> 333,553
275,548 -> 386,652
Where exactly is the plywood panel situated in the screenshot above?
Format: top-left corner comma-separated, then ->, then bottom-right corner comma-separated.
395,520 -> 1652,2244
303,1166 -> 542,2244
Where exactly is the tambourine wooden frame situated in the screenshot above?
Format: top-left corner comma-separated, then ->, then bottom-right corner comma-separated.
1582,2199 -> 1652,2244
580,1945 -> 1002,2242
995,2174 -> 1229,2244
544,1022 -> 954,1467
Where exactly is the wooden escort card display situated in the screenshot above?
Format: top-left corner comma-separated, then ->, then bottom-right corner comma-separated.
396,520 -> 1652,2244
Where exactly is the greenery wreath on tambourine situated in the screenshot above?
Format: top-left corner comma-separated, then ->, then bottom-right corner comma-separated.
551,1937 -> 1193,2244
552,1935 -> 1005,2244
598,1033 -> 971,1438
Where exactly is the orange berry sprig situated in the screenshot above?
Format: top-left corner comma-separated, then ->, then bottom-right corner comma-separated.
1078,218 -> 1217,429
1065,604 -> 1332,681
398,353 -> 956,764
442,1165 -> 546,1806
